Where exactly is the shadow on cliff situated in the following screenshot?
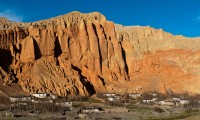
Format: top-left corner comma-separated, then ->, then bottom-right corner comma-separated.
33,39 -> 42,60
120,43 -> 129,75
0,48 -> 13,71
54,36 -> 62,58
71,65 -> 96,96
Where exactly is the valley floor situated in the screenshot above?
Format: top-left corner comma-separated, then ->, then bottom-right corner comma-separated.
0,102 -> 200,120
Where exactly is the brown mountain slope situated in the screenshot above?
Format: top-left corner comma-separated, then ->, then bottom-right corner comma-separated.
0,11 -> 200,96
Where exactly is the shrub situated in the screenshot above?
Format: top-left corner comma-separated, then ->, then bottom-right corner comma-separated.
96,92 -> 104,99
154,107 -> 164,113
67,95 -> 89,102
141,92 -> 154,100
32,103 -> 66,113
0,96 -> 10,105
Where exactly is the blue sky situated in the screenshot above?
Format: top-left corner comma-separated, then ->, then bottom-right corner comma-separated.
0,0 -> 200,37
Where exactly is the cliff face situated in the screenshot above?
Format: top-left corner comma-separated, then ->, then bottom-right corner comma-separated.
116,25 -> 200,94
0,12 -> 128,96
1,12 -> 200,96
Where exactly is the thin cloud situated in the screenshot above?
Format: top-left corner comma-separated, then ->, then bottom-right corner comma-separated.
0,10 -> 23,22
194,15 -> 200,21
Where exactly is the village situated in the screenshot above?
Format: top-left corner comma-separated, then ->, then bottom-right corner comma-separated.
0,91 -> 200,119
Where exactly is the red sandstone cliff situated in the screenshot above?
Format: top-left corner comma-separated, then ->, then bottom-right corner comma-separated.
1,12 -> 200,96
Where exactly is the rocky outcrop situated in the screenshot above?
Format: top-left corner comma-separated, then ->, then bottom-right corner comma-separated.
0,12 -> 129,96
1,11 -> 200,96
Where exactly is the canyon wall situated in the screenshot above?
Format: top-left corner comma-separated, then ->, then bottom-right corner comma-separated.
1,12 -> 200,96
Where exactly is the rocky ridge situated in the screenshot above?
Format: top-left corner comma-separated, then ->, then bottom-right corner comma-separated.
0,11 -> 200,96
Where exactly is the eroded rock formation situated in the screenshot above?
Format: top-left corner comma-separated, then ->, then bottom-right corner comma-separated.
1,11 -> 200,96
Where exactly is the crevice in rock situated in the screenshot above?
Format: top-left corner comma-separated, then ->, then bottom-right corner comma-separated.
0,48 -> 13,72
83,20 -> 89,38
67,36 -> 76,47
73,86 -> 80,95
92,23 -> 103,73
98,75 -> 105,86
13,44 -> 20,53
55,58 -> 60,66
71,65 -> 96,96
120,43 -> 129,75
54,36 -> 62,58
100,24 -> 106,40
33,39 -> 42,60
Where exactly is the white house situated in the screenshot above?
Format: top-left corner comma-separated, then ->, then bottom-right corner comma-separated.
31,99 -> 53,103
142,98 -> 157,104
149,93 -> 158,97
55,101 -> 72,107
159,100 -> 174,106
152,98 -> 158,101
173,97 -> 181,101
9,96 -> 31,102
107,97 -> 114,102
142,99 -> 154,103
10,97 -> 20,102
32,93 -> 47,98
50,94 -> 57,99
107,95 -> 121,102
180,100 -> 189,106
103,93 -> 116,97
129,93 -> 141,99
80,106 -> 102,114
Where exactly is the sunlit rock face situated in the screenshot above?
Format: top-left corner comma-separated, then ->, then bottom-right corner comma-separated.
1,12 -> 200,96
